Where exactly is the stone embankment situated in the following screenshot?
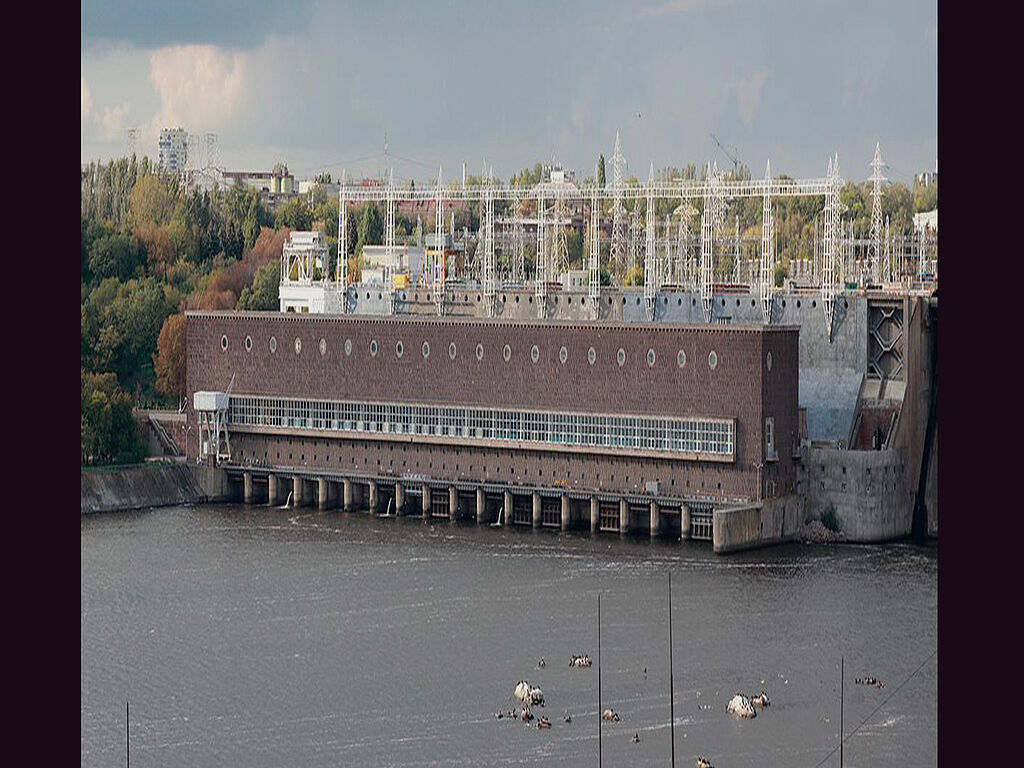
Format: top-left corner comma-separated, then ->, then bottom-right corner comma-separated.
81,463 -> 231,514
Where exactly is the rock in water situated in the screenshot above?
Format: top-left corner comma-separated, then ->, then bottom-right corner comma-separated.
726,694 -> 757,718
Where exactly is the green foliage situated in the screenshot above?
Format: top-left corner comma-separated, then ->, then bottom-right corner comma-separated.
81,369 -> 146,465
274,197 -> 312,231
87,232 -> 145,283
355,203 -> 383,256
597,154 -> 606,189
774,261 -> 789,287
820,504 -> 841,532
238,261 -> 281,311
913,179 -> 937,214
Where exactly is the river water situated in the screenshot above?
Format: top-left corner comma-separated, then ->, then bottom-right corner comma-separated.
81,504 -> 937,767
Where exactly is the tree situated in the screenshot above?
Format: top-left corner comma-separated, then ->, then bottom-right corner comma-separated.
154,313 -> 186,400
237,260 -> 281,311
129,174 -> 174,231
274,197 -> 312,231
355,203 -> 383,256
88,232 -> 144,283
597,154 -> 606,189
81,369 -> 145,465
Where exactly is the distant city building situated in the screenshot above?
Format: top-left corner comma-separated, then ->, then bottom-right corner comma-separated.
222,163 -> 297,207
158,127 -> 189,176
915,160 -> 937,187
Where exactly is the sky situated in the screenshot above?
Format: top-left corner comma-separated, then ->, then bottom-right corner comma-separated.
81,0 -> 937,185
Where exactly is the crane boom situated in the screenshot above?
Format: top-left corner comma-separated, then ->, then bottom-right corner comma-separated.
710,133 -> 740,178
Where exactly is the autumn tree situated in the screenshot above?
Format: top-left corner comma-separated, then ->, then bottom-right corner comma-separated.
154,313 -> 187,401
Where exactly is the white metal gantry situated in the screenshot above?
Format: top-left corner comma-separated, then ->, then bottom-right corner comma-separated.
644,163 -> 657,319
610,131 -> 627,277
433,167 -> 445,316
384,168 -> 395,314
822,155 -> 842,337
868,142 -> 887,285
482,168 -> 496,317
535,189 -> 546,318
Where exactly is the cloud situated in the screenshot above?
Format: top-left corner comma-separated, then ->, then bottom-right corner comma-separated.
148,44 -> 246,134
81,77 -> 93,121
641,0 -> 709,17
100,103 -> 130,141
735,70 -> 769,124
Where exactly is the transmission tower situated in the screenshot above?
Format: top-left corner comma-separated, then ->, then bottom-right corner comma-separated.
337,169 -> 348,305
868,142 -> 888,284
644,163 -> 657,319
628,205 -> 641,285
510,181 -> 525,283
434,167 -> 445,316
535,189 -> 547,318
760,160 -> 775,324
821,155 -> 842,337
384,168 -> 395,314
588,183 -> 601,318
551,192 -> 569,279
482,167 -> 496,317
610,131 -> 627,280
699,162 -> 725,323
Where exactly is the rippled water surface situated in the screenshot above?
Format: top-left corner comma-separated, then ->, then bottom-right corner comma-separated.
81,504 -> 937,767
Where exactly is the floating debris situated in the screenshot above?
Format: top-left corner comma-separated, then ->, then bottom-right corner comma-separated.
696,757 -> 714,768
563,710 -> 572,723
856,676 -> 885,689
537,657 -> 546,668
537,716 -> 551,729
602,708 -> 621,722
726,694 -> 757,718
569,654 -> 593,668
513,681 -> 545,705
749,690 -> 770,708
632,732 -> 640,743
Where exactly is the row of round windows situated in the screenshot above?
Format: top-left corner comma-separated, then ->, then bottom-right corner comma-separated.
221,332 -> 737,370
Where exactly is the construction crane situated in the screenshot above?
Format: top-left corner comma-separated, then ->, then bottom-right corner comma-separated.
710,133 -> 741,179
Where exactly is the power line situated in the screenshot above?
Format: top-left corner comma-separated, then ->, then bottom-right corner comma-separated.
812,648 -> 938,768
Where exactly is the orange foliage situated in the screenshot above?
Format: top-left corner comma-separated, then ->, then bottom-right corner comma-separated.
185,227 -> 290,311
154,312 -> 186,399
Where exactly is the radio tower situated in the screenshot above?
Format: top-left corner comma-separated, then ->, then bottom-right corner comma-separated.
610,131 -> 627,280
868,142 -> 887,284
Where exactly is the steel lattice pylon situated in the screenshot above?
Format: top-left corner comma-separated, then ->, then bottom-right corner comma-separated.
821,155 -> 843,337
699,162 -> 725,323
337,169 -> 348,308
535,190 -> 546,318
384,168 -> 395,314
610,131 -> 626,280
588,184 -> 600,318
644,164 -> 657,319
483,167 -> 496,317
868,142 -> 887,285
760,160 -> 775,324
433,167 -> 445,316
510,181 -> 525,283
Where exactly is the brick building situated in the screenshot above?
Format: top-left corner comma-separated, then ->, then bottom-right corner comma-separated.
185,312 -> 799,543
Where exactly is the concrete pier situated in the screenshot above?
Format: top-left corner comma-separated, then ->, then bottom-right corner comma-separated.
620,498 -> 629,534
532,491 -> 541,528
395,482 -> 404,516
318,478 -> 328,510
476,487 -> 486,524
343,478 -> 352,511
503,489 -> 513,525
293,475 -> 303,507
681,503 -> 691,541
561,495 -> 570,531
422,485 -> 432,520
243,471 -> 253,504
650,499 -> 660,538
448,486 -> 457,521
368,480 -> 378,514
590,497 -> 599,533
268,473 -> 278,506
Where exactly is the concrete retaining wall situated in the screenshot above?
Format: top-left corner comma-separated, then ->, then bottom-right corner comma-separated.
81,463 -> 233,515
801,446 -> 912,541
712,494 -> 803,553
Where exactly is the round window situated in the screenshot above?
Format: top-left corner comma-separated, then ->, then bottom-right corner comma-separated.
476,343 -> 484,361
220,334 -> 228,351
448,342 -> 456,360
294,337 -> 302,355
370,339 -> 378,357
344,338 -> 352,356
245,335 -> 252,352
503,344 -> 511,362
269,336 -> 277,353
587,347 -> 596,365
319,338 -> 326,356
617,348 -> 626,367
559,346 -> 568,364
708,350 -> 718,370
647,349 -> 656,367
766,351 -> 773,371
677,350 -> 686,368
531,345 -> 539,363
422,341 -> 430,358
396,340 -> 404,358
